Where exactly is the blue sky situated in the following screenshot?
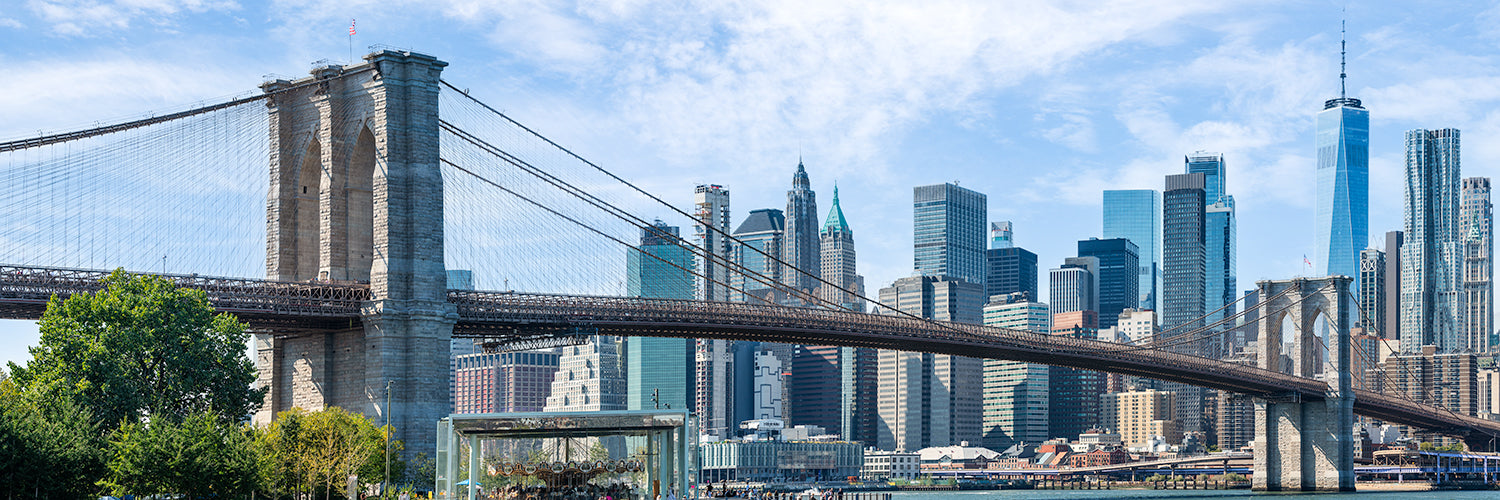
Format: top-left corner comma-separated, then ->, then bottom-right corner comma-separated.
4,1 -> 1500,366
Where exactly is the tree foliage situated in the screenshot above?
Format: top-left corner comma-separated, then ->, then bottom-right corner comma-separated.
255,407 -> 401,498
0,371 -> 107,498
8,269 -> 264,426
100,412 -> 259,497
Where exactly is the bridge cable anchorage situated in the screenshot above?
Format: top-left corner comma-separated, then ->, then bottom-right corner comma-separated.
0,68 -> 370,153
436,123 -> 831,310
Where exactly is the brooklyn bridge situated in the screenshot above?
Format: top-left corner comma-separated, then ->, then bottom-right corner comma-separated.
1,50 -> 1494,492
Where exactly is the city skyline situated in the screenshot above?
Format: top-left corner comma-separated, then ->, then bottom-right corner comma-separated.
4,3 -> 1500,366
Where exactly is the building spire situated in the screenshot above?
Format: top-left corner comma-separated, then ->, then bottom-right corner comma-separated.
1340,14 -> 1347,100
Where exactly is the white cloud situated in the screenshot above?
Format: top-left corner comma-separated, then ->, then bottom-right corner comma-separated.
25,0 -> 239,36
0,18 -> 24,29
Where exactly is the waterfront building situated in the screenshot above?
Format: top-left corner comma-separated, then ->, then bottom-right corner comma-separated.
861,451 -> 920,480
453,350 -> 560,414
543,336 -> 626,412
819,186 -> 865,310
877,275 -> 985,450
1103,189 -> 1161,311
1401,129 -> 1463,353
1077,238 -> 1139,329
1461,177 -> 1493,353
698,439 -> 863,482
914,183 -> 987,286
981,293 -> 1050,450
986,222 -> 1039,301
782,161 -> 821,300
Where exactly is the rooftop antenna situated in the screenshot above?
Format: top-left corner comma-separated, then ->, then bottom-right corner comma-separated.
1340,9 -> 1347,99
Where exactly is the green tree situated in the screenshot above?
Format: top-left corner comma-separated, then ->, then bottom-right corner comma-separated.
99,412 -> 259,497
8,269 -> 264,426
256,407 -> 398,499
0,371 -> 107,498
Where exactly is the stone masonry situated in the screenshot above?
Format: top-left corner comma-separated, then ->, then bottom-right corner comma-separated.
1252,276 -> 1355,491
254,50 -> 456,459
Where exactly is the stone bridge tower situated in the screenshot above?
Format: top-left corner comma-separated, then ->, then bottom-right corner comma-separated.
1253,276 -> 1355,491
254,50 -> 456,456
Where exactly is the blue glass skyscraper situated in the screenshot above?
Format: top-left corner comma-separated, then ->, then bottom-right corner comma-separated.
625,222 -> 696,411
1315,93 -> 1369,290
914,183 -> 987,286
1188,152 -> 1237,357
1103,190 -> 1161,311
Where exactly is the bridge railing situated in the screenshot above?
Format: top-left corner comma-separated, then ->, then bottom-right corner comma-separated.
0,265 -> 370,318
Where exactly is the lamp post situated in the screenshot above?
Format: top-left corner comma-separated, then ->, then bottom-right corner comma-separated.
385,380 -> 393,498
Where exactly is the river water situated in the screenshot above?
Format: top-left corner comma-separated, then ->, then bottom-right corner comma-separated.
886,489 -> 1495,499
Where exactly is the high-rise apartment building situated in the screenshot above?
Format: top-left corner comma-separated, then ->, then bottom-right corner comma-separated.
1461,177 -> 1493,353
1101,390 -> 1179,448
876,275 -> 985,450
789,345 -> 878,444
1049,257 -> 1099,315
694,184 -> 732,302
1383,345 -> 1478,418
544,337 -> 626,412
1359,248 -> 1386,333
731,209 -> 785,304
783,161 -> 821,299
914,183 -> 987,285
752,349 -> 784,420
626,222 -> 697,411
1314,91 -> 1369,293
454,351 -> 560,414
1384,231 -> 1404,340
986,222 -> 1039,302
1401,129 -> 1463,353
1162,173 -> 1208,435
819,186 -> 865,310
1103,190 -> 1162,311
1050,310 -> 1102,440
981,294 -> 1050,449
1078,238 -> 1139,329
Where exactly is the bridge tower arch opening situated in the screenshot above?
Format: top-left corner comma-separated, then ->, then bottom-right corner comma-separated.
258,50 -> 455,459
1252,276 -> 1355,492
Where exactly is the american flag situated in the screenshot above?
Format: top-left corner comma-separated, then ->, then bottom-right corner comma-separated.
349,19 -> 356,36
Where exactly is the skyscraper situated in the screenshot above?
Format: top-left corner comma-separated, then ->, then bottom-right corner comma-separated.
1401,129 -> 1462,353
1050,310 -> 1102,440
1314,64 -> 1370,292
454,350 -> 560,414
694,184 -> 732,302
789,345 -> 878,444
1162,173 -> 1208,435
1359,248 -> 1386,334
626,222 -> 696,412
1049,257 -> 1098,314
1189,153 -> 1237,355
731,209 -> 785,304
1384,231 -> 1404,340
877,275 -> 985,450
1462,177 -> 1493,353
1078,238 -> 1140,329
1103,190 -> 1162,311
544,337 -> 626,412
783,161 -> 821,298
819,186 -> 865,310
981,293 -> 1050,449
914,183 -> 987,286
986,222 -> 1039,302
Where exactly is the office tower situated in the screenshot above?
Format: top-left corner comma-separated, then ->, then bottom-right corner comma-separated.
980,294 -> 1049,450
820,186 -> 866,310
1461,178 -> 1493,353
1186,152 -> 1236,358
730,209 -> 785,304
544,336 -> 626,412
876,275 -> 985,450
1401,129 -> 1462,353
1103,189 -> 1162,311
694,184 -> 732,302
1384,231 -> 1404,340
1050,310 -> 1102,440
986,222 -> 1039,302
1359,248 -> 1386,333
1314,66 -> 1370,292
752,349 -> 783,420
626,222 -> 697,411
914,183 -> 988,285
1049,256 -> 1099,314
453,350 -> 560,414
1101,390 -> 1179,447
783,161 -> 821,298
1078,238 -> 1140,329
790,345 -> 878,444
1162,173 -> 1208,435
1384,346 -> 1478,418
1114,309 -> 1158,345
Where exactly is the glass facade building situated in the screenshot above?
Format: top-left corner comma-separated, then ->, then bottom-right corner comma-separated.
1189,153 -> 1237,357
914,183 -> 988,286
1078,238 -> 1139,329
730,208 -> 785,304
1315,97 -> 1369,292
1103,190 -> 1161,311
981,296 -> 1050,450
626,222 -> 697,412
1401,129 -> 1463,353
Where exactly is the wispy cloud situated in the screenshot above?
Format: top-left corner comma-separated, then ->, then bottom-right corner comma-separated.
25,0 -> 240,36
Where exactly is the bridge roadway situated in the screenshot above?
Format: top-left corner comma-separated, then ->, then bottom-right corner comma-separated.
4,265 -> 1499,442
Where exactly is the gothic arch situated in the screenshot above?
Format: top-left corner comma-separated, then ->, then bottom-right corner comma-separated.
345,125 -> 377,282
294,138 -> 322,281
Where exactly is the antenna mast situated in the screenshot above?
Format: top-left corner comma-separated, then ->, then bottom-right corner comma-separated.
1340,13 -> 1347,99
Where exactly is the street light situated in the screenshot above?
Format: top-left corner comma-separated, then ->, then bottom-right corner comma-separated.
385,380 -> 393,499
